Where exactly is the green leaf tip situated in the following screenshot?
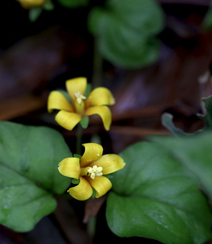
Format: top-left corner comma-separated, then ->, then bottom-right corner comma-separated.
72,178 -> 80,184
91,188 -> 96,199
43,0 -> 54,10
84,83 -> 92,97
80,116 -> 89,129
29,7 -> 42,22
161,113 -> 188,136
74,154 -> 82,159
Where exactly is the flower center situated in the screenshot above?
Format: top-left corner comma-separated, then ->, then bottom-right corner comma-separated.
74,91 -> 86,104
87,165 -> 103,179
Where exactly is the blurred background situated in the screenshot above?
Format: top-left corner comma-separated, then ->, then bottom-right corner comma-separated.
1,0 -> 212,243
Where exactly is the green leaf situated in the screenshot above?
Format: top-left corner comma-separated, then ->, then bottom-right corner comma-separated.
80,116 -> 89,129
57,0 -> 89,8
99,18 -> 161,68
202,3 -> 212,31
43,0 -> 54,10
88,0 -> 164,68
107,0 -> 164,36
91,188 -> 96,199
88,7 -> 105,35
74,154 -> 81,159
151,131 -> 212,202
29,7 -> 42,22
106,142 -> 212,244
84,83 -> 92,97
0,122 -> 71,232
72,178 -> 80,184
161,113 -> 187,136
201,96 -> 212,129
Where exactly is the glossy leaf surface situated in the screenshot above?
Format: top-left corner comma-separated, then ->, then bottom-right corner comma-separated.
0,122 -> 71,232
152,131 -> 212,202
106,142 -> 212,244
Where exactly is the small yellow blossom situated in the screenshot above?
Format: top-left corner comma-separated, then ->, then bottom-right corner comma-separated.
58,143 -> 125,201
19,0 -> 45,8
48,77 -> 115,131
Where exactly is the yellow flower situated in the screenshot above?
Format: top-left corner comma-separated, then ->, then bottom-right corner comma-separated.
19,0 -> 45,8
58,143 -> 125,201
48,77 -> 115,131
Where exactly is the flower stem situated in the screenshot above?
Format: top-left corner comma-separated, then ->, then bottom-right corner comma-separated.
91,38 -> 103,88
76,124 -> 83,155
87,216 -> 96,239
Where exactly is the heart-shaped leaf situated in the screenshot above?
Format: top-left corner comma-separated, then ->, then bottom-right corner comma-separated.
88,0 -> 164,68
98,16 -> 161,68
106,142 -> 212,244
0,122 -> 71,232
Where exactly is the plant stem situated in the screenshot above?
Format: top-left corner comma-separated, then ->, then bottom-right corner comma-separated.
76,124 -> 83,155
87,216 -> 97,239
91,38 -> 103,88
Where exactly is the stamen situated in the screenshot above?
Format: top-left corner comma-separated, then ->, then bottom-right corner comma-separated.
87,165 -> 103,179
74,91 -> 86,104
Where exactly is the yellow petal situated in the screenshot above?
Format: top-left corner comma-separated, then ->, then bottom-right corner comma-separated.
80,143 -> 103,168
89,154 -> 125,175
55,111 -> 81,130
47,91 -> 74,113
19,0 -> 45,8
85,106 -> 112,131
86,176 -> 112,198
58,157 -> 80,179
66,77 -> 87,103
85,87 -> 115,109
67,177 -> 93,201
